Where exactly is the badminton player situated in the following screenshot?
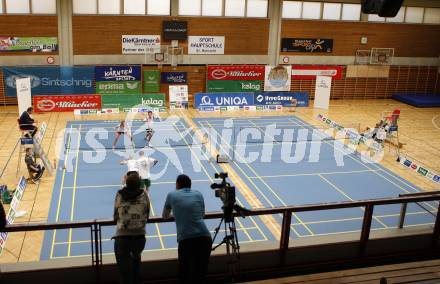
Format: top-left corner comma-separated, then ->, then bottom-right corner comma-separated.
144,111 -> 158,147
112,120 -> 134,150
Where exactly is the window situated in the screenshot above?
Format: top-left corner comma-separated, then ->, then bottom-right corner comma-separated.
225,0 -> 245,17
32,0 -> 56,14
124,0 -> 145,15
179,0 -> 201,15
98,0 -> 120,14
368,14 -> 385,22
148,0 -> 170,15
341,3 -> 361,21
424,8 -> 440,24
73,0 -> 97,14
282,1 -> 302,19
6,0 -> 30,13
386,6 -> 405,23
247,0 -> 268,18
202,0 -> 222,16
322,3 -> 341,20
405,7 -> 424,23
302,2 -> 321,19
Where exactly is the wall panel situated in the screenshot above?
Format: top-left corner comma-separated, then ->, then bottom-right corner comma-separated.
72,16 -> 269,55
281,20 -> 440,57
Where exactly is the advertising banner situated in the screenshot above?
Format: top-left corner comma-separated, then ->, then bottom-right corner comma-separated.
101,94 -> 166,111
264,65 -> 292,92
254,92 -> 309,107
281,38 -> 333,53
314,76 -> 332,109
169,85 -> 189,109
398,154 -> 440,184
95,65 -> 141,82
96,81 -> 141,94
292,65 -> 343,80
161,72 -> 187,84
143,70 -> 160,93
34,95 -> 102,112
207,65 -> 265,81
3,67 -> 94,97
0,37 -> 58,52
16,77 -> 32,115
207,80 -> 262,93
122,35 -> 161,54
188,36 -> 225,54
0,177 -> 27,256
163,21 -> 188,40
194,93 -> 254,108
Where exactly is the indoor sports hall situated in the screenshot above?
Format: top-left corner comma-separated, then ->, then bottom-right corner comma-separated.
0,0 -> 440,283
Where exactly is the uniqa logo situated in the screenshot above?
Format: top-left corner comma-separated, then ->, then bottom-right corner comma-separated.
37,99 -> 56,112
256,95 -> 264,102
211,69 -> 227,80
201,96 -> 213,105
5,75 -> 41,88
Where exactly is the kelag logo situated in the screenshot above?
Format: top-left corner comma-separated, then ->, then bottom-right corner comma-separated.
194,93 -> 254,108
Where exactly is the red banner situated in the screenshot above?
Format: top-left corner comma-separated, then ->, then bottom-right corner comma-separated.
34,95 -> 102,112
207,65 -> 265,81
291,65 -> 343,80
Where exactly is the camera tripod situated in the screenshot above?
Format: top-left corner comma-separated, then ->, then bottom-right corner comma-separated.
212,213 -> 241,281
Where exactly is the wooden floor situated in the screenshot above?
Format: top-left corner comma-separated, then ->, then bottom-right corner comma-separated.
241,259 -> 440,284
0,99 -> 439,267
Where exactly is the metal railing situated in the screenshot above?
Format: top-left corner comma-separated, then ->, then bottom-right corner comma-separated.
2,193 -> 440,280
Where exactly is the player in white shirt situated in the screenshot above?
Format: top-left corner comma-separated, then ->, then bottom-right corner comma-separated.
136,151 -> 158,190
144,110 -> 158,147
120,155 -> 139,175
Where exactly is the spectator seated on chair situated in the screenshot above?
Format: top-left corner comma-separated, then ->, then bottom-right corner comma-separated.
19,107 -> 38,138
25,148 -> 45,182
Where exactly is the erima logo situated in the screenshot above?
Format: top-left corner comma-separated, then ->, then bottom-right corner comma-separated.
256,95 -> 264,102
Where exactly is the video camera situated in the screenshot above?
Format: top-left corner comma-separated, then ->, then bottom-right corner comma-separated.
211,172 -> 249,222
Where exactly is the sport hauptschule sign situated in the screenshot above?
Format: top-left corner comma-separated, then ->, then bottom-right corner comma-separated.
281,38 -> 333,53
207,65 -> 265,81
161,72 -> 187,84
122,35 -> 161,54
0,37 -> 58,52
95,65 -> 141,81
188,36 -> 225,54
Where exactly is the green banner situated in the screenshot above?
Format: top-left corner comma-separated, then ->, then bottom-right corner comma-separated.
96,81 -> 141,94
207,80 -> 262,93
101,94 -> 166,111
0,37 -> 58,52
143,70 -> 160,93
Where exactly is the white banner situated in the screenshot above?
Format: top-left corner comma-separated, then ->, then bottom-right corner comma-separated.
314,76 -> 332,109
16,77 -> 32,116
122,35 -> 161,54
169,85 -> 189,109
188,36 -> 225,54
264,65 -> 292,92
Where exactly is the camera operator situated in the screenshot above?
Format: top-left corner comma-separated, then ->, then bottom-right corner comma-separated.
162,174 -> 212,284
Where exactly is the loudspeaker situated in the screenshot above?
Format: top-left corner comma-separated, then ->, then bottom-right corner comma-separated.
361,0 -> 404,17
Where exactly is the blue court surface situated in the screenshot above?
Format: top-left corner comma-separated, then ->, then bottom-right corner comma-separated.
41,115 -> 437,260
